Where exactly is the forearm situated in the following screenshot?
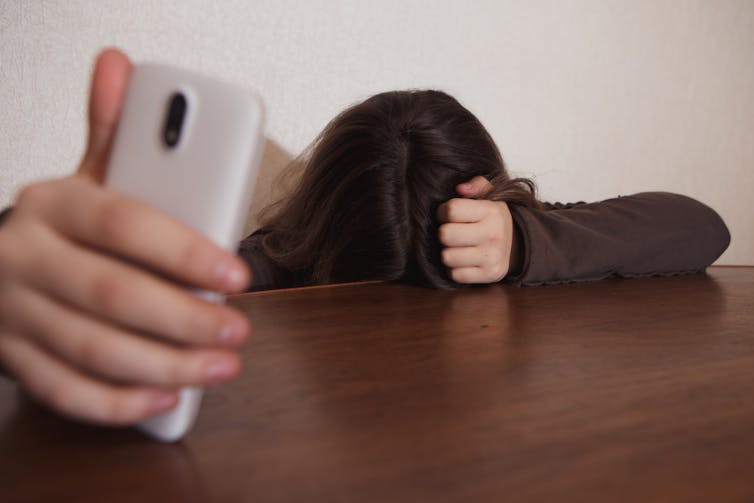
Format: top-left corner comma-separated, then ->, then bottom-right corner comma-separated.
506,192 -> 730,285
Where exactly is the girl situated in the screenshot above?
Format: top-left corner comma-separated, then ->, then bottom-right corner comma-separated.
241,89 -> 728,291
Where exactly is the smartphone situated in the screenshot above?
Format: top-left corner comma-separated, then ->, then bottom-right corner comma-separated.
105,63 -> 265,441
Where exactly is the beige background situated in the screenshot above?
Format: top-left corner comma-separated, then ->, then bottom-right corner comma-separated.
1,0 -> 752,264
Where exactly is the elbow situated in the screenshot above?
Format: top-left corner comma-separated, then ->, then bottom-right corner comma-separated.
685,195 -> 731,266
708,210 -> 731,264
644,192 -> 731,269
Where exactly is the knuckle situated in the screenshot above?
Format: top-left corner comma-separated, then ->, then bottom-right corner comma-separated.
482,201 -> 497,217
0,245 -> 32,302
0,215 -> 52,283
99,393 -> 139,424
497,200 -> 511,216
184,301 -> 221,343
177,236 -> 208,275
445,199 -> 460,220
468,197 -> 482,208
441,247 -> 453,265
478,267 -> 492,283
487,228 -> 502,244
159,348 -> 203,386
90,273 -> 128,314
15,182 -> 52,210
450,268 -> 466,283
37,378 -> 71,414
438,224 -> 452,244
491,261 -> 506,281
487,247 -> 502,267
74,335 -> 111,373
163,358 -> 188,385
96,199 -> 134,246
157,349 -> 194,385
449,198 -> 471,220
477,248 -> 490,267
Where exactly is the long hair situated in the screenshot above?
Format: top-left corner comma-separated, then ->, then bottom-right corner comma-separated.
250,90 -> 540,288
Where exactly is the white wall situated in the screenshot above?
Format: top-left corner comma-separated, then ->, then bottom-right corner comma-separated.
1,0 -> 752,264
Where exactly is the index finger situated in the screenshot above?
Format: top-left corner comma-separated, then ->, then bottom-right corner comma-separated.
437,198 -> 490,224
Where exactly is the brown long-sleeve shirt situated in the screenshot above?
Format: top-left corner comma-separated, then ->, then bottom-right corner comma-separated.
239,192 -> 730,290
507,192 -> 730,285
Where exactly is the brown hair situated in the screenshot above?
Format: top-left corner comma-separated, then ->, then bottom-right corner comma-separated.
252,90 -> 540,288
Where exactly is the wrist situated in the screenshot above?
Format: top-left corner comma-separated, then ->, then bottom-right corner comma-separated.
507,221 -> 524,278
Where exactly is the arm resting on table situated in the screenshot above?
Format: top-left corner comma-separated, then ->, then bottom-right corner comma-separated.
507,192 -> 730,286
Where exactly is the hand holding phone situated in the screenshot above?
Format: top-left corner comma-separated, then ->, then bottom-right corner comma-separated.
0,50 -> 260,441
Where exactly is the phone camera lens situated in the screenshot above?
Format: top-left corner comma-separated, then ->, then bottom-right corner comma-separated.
163,92 -> 187,148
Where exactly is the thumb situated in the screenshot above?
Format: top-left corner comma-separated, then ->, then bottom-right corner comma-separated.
77,48 -> 133,182
456,176 -> 493,198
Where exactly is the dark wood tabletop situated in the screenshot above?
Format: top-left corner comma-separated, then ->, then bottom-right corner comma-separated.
2,267 -> 753,502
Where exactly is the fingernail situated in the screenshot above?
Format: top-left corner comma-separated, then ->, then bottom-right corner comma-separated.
215,260 -> 247,290
218,318 -> 248,345
150,392 -> 178,413
205,359 -> 237,382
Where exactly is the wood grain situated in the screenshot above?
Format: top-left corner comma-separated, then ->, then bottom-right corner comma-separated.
1,267 -> 753,502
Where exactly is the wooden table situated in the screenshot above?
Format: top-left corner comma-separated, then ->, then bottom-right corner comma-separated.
1,267 -> 753,502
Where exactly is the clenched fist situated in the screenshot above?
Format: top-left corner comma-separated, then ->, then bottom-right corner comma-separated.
437,176 -> 520,284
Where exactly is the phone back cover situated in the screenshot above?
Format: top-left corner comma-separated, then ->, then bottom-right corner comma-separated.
105,64 -> 264,441
106,64 -> 265,251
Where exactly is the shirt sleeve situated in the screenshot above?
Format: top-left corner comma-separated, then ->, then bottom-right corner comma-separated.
506,192 -> 731,286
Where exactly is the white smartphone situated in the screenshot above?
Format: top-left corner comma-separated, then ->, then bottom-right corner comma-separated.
105,63 -> 265,441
